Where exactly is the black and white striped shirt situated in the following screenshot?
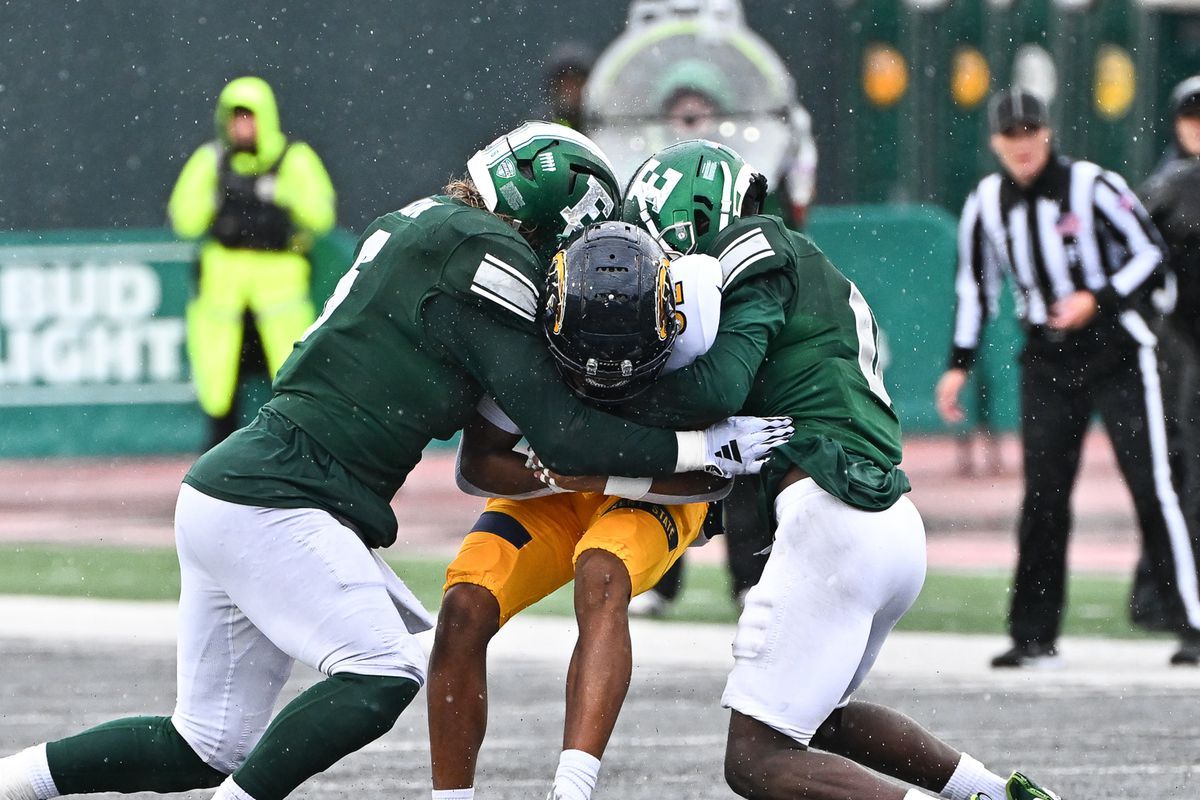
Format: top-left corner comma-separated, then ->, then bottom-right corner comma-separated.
949,155 -> 1164,369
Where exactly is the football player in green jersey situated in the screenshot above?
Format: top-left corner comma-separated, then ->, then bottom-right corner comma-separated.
613,139 -> 1063,800
0,124 -> 790,800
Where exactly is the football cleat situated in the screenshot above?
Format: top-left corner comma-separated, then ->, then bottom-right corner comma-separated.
967,771 -> 1062,800
993,771 -> 1062,800
1170,632 -> 1200,666
990,642 -> 1063,669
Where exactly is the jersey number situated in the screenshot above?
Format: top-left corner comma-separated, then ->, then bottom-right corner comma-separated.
848,283 -> 892,406
301,229 -> 391,341
673,281 -> 687,334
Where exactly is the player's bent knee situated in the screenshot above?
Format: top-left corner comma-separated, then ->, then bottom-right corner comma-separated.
438,583 -> 502,639
723,742 -> 758,799
574,549 -> 633,612
169,712 -> 249,777
328,673 -> 421,733
808,705 -> 846,751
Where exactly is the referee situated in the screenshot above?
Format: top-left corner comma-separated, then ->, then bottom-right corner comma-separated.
935,87 -> 1200,667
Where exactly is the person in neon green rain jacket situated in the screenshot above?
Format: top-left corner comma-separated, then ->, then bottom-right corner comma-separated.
168,76 -> 336,448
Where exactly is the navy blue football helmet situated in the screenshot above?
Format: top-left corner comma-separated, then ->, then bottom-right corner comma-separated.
543,221 -> 677,403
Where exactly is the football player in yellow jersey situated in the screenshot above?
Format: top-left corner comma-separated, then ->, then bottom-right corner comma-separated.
427,223 -> 777,800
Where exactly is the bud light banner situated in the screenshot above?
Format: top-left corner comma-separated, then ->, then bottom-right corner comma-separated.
0,229 -> 355,457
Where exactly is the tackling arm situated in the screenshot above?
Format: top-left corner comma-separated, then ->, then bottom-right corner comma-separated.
427,295 -> 682,477
535,467 -> 733,504
621,273 -> 790,428
458,398 -> 733,502
455,410 -> 558,500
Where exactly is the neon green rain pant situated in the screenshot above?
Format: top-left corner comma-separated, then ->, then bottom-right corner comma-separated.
187,242 -> 316,418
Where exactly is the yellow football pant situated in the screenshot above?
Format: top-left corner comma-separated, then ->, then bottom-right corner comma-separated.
445,492 -> 707,626
187,242 -> 315,417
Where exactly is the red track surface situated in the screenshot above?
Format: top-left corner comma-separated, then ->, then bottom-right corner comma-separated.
0,432 -> 1141,574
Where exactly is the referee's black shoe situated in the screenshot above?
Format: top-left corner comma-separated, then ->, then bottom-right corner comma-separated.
990,641 -> 1064,669
1170,630 -> 1200,666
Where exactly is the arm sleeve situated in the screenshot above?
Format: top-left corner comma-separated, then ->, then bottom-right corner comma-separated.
622,272 -> 790,428
948,191 -> 997,371
167,145 -> 220,239
275,142 -> 337,236
426,294 -> 681,477
1091,172 -> 1165,308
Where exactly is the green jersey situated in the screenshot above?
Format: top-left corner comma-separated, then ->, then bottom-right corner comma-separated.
185,197 -> 681,546
627,215 -> 908,510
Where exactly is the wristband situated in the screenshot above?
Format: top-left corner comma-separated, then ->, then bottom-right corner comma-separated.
603,476 -> 653,500
674,430 -> 707,473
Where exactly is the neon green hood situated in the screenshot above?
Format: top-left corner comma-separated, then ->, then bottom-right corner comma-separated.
214,76 -> 288,173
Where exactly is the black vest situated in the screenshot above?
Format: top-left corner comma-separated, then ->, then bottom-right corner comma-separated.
209,145 -> 294,251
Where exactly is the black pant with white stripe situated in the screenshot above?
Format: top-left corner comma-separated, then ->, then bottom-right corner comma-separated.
1010,317 -> 1200,645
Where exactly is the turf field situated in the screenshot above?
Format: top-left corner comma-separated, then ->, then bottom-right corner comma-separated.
3,438 -> 1197,798
0,541 -> 1163,639
2,601 -> 1199,799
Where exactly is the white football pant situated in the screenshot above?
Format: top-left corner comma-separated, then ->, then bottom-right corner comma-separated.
721,477 -> 926,745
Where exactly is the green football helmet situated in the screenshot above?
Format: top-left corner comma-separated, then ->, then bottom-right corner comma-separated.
467,121 -> 621,258
621,139 -> 767,256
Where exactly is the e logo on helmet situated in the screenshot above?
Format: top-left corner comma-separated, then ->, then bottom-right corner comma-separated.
628,158 -> 683,214
559,175 -> 616,235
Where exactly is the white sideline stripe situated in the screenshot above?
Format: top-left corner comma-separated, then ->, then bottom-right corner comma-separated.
1,596 -> 1198,689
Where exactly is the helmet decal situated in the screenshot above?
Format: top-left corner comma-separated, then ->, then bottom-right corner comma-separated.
550,249 -> 568,334
627,158 -> 684,213
466,121 -> 620,258
559,174 -> 616,237
718,159 -> 734,233
656,258 -> 672,342
620,139 -> 763,257
627,157 -> 688,253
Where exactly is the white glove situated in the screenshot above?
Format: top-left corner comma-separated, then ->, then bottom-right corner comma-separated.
676,416 -> 794,478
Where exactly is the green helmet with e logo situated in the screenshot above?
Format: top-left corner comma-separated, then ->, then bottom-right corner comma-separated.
621,139 -> 766,256
467,121 -> 621,258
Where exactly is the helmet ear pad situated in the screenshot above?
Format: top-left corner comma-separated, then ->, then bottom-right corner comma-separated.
543,222 -> 678,404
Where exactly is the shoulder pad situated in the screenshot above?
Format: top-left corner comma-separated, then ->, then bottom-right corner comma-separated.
439,208 -> 543,328
710,215 -> 795,292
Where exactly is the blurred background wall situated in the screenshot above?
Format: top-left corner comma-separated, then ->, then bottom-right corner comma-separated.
2,0 -> 1199,455
3,0 -> 1198,233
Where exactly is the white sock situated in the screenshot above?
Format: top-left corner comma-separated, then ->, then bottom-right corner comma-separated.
905,790 -> 934,800
211,777 -> 257,800
552,749 -> 601,800
432,790 -> 475,800
0,744 -> 60,800
940,753 -> 1008,800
